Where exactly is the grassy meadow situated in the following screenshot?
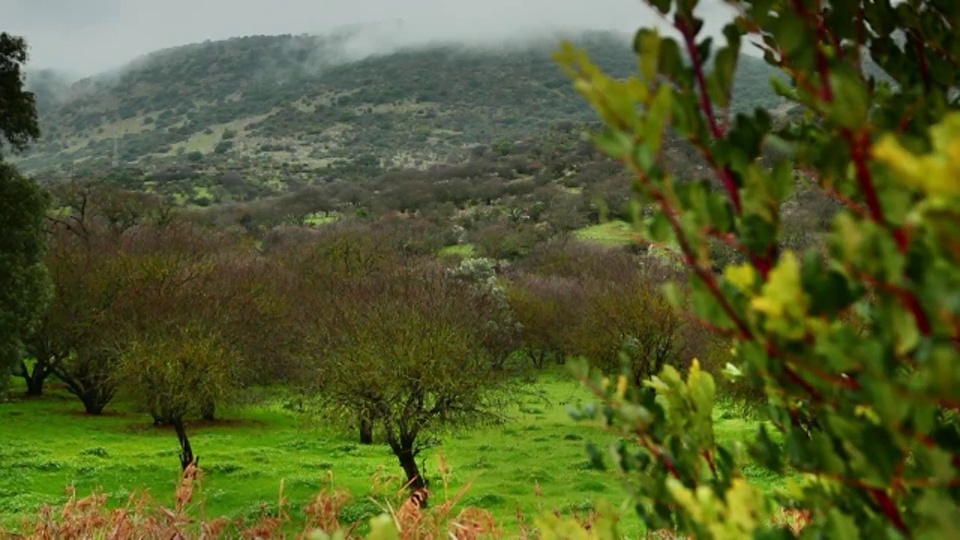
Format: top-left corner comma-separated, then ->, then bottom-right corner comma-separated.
0,372 -> 778,536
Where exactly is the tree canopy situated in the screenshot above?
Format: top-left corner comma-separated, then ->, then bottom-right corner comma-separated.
0,33 -> 47,392
0,33 -> 40,157
0,163 -> 50,390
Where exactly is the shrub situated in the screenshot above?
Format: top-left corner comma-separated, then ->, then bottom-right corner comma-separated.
554,0 -> 960,538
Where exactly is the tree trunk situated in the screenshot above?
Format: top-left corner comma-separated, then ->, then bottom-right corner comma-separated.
24,371 -> 47,396
20,360 -> 50,396
80,391 -> 106,415
172,418 -> 196,471
55,370 -> 115,415
388,431 -> 428,507
396,448 -> 426,491
201,399 -> 216,422
527,351 -> 544,369
358,416 -> 374,445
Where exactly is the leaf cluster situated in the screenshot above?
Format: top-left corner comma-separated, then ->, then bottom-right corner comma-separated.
556,0 -> 960,537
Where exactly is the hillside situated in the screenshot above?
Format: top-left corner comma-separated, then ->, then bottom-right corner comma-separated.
16,31 -> 787,190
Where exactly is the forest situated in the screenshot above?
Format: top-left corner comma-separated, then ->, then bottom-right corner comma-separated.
1,0 -> 959,538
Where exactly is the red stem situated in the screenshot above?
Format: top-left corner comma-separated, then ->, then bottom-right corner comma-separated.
628,162 -> 754,341
847,130 -> 884,223
702,450 -> 718,478
910,30 -> 932,94
870,489 -> 909,535
845,129 -> 912,251
855,260 -> 933,339
675,15 -> 744,216
791,0 -> 834,102
676,17 -> 723,141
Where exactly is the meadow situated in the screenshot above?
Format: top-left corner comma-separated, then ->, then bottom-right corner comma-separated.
0,372 -> 775,536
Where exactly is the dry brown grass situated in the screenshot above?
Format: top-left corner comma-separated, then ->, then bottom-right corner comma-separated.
2,455 -> 511,540
2,456 -> 810,539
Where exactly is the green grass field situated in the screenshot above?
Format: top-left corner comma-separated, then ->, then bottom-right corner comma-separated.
438,243 -> 477,258
574,221 -> 642,246
0,373 -> 778,536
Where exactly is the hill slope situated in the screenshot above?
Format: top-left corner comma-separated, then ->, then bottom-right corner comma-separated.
16,31 -> 787,187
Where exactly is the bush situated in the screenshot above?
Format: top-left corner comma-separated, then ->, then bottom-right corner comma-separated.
554,0 -> 960,538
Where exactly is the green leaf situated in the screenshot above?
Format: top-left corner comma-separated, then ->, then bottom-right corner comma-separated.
826,508 -> 861,540
634,29 -> 661,84
648,211 -> 674,245
648,0 -> 671,14
591,129 -> 634,160
828,68 -> 870,129
645,85 -> 674,152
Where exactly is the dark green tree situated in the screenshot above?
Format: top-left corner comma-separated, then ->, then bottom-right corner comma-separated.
0,33 -> 48,392
0,164 -> 50,391
0,33 -> 40,157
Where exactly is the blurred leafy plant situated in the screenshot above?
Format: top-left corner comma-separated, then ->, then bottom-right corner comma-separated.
553,0 -> 960,538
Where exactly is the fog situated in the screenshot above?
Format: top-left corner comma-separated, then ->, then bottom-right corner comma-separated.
7,0 -> 736,78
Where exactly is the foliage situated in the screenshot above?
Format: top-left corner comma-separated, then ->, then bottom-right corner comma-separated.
15,30 -> 785,194
0,163 -> 50,392
0,33 -> 48,392
307,256 -> 519,494
566,262 -> 693,388
446,257 -> 522,370
117,325 -> 240,468
27,183 -> 171,411
0,32 -> 40,156
557,0 -> 960,537
508,272 -> 583,368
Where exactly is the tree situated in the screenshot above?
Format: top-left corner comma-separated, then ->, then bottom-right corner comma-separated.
273,222 -> 409,445
0,164 -> 50,391
508,273 -> 582,368
569,262 -> 696,387
552,0 -> 960,537
26,183 -> 171,409
313,258 -> 517,502
0,33 -> 40,157
117,325 -> 241,470
0,33 -> 48,392
445,257 -> 521,371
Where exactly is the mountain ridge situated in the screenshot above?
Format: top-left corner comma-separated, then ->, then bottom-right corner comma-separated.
16,30 -> 788,193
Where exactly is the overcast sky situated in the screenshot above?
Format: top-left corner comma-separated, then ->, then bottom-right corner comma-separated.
6,0 -> 735,77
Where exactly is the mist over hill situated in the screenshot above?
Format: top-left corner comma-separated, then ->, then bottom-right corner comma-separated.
15,30 -> 787,190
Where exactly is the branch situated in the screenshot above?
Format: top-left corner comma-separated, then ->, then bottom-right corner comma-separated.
576,371 -> 684,482
623,158 -> 754,341
870,488 -> 909,535
674,14 -> 743,215
853,262 -> 932,338
909,30 -> 932,94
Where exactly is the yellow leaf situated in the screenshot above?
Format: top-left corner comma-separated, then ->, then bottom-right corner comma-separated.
749,251 -> 809,339
616,375 -> 628,399
723,263 -> 758,293
874,113 -> 960,198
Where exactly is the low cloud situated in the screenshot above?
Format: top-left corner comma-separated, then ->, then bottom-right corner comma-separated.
8,0 -> 736,77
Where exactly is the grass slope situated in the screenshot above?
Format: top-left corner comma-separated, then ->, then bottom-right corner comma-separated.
574,221 -> 643,246
0,373 -> 777,536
